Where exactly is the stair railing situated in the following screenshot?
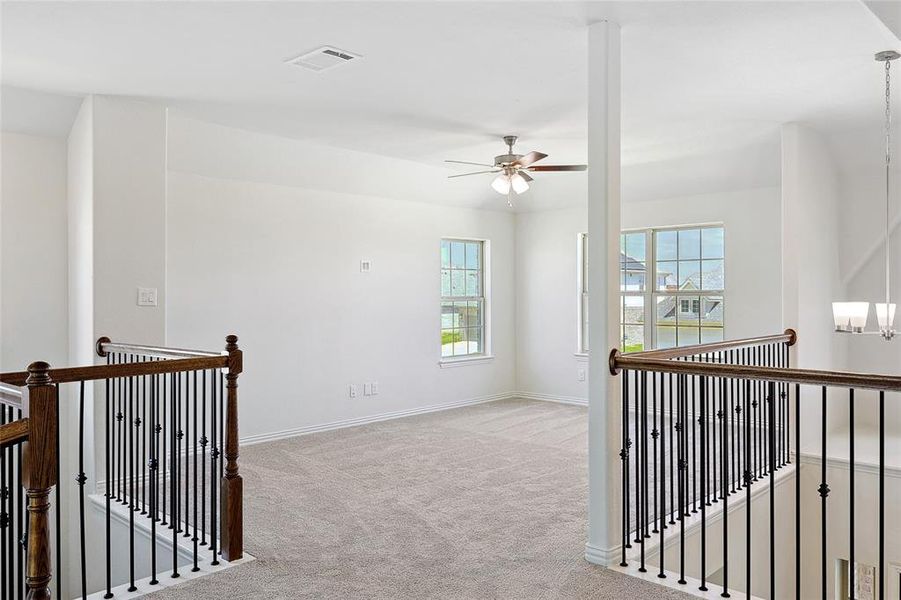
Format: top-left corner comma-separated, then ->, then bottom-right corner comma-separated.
0,334 -> 243,599
609,328 -> 901,599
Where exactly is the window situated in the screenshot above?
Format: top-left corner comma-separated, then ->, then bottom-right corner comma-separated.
441,239 -> 485,358
578,224 -> 725,352
654,225 -> 724,348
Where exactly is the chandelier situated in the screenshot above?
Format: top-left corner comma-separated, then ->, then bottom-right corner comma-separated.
833,50 -> 899,341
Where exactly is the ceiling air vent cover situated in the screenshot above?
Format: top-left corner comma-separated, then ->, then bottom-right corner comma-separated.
287,46 -> 361,72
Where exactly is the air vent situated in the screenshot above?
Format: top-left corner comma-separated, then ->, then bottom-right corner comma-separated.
286,46 -> 361,72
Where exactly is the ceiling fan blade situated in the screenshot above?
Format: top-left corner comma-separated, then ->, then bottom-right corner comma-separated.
514,151 -> 548,168
445,160 -> 497,168
527,164 -> 588,172
517,170 -> 533,182
447,169 -> 500,179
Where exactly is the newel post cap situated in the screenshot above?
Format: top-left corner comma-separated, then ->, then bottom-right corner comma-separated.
25,361 -> 52,386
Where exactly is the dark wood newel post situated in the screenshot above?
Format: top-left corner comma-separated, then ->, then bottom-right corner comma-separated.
22,361 -> 58,600
221,335 -> 244,561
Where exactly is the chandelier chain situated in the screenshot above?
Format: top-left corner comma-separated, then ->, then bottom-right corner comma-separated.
886,58 -> 892,311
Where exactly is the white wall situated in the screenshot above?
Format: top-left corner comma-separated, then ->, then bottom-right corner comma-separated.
165,117 -> 516,441
515,186 -> 783,402
781,123 -> 848,443
1,131 -> 69,371
515,206 -> 588,402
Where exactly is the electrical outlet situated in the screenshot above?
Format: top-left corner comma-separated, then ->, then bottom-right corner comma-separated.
348,384 -> 357,399
137,287 -> 158,307
577,369 -> 586,382
371,381 -> 379,395
360,259 -> 372,273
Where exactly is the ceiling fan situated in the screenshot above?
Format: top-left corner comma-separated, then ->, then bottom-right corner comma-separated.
445,135 -> 587,197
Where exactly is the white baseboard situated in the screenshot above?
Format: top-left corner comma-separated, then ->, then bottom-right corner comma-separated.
513,391 -> 588,407
239,392 -> 516,446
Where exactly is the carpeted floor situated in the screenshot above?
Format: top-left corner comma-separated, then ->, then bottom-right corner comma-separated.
149,398 -> 692,599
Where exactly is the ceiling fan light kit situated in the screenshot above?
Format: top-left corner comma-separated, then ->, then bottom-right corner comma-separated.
445,135 -> 587,200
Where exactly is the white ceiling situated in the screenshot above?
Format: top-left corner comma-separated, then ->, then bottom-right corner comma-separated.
1,1 -> 898,209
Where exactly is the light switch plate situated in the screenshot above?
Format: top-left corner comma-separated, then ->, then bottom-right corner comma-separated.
137,287 -> 158,307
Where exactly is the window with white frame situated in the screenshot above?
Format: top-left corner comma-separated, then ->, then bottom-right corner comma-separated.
441,239 -> 485,358
578,225 -> 725,352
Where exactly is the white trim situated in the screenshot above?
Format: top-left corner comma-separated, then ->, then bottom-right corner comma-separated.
514,391 -> 588,407
86,494 -> 255,599
798,451 -> 901,479
239,392 -> 515,446
438,355 -> 495,368
584,541 -> 620,566
574,352 -> 589,362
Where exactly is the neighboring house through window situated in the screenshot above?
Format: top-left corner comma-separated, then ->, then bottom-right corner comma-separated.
579,224 -> 725,352
441,239 -> 486,358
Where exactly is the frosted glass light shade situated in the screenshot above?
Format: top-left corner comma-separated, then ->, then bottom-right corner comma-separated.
848,302 -> 870,330
832,302 -> 853,330
510,172 -> 530,194
491,174 -> 511,195
876,303 -> 896,330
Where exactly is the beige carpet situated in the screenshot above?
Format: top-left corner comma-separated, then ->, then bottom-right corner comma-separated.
149,398 -> 692,599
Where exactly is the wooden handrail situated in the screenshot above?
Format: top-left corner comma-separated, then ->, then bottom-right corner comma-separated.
96,337 -> 224,360
611,353 -> 901,393
0,417 -> 28,449
621,328 -> 796,361
0,355 -> 229,387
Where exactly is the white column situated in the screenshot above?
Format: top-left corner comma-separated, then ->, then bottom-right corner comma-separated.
585,20 -> 623,566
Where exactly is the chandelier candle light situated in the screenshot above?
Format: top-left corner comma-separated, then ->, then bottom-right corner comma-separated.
833,50 -> 899,341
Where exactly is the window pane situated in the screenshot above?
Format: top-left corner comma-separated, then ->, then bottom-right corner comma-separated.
469,300 -> 482,326
702,227 -> 724,259
451,270 -> 465,296
441,302 -> 456,327
625,233 -> 646,262
678,260 -> 701,289
678,229 -> 701,260
441,269 -> 450,296
677,296 -> 701,326
677,326 -> 700,346
624,325 -> 644,353
623,296 -> 644,324
467,327 -> 482,354
701,296 -> 724,327
453,301 -> 469,328
657,261 -> 678,291
656,295 -> 677,326
656,230 -> 677,260
465,242 -> 481,269
656,326 -> 677,349
701,259 -> 724,290
450,241 -> 465,269
441,330 -> 457,357
441,240 -> 451,268
621,249 -> 646,292
465,269 -> 480,296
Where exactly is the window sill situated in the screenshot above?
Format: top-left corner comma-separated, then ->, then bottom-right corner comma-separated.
439,355 -> 495,368
574,352 -> 589,361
